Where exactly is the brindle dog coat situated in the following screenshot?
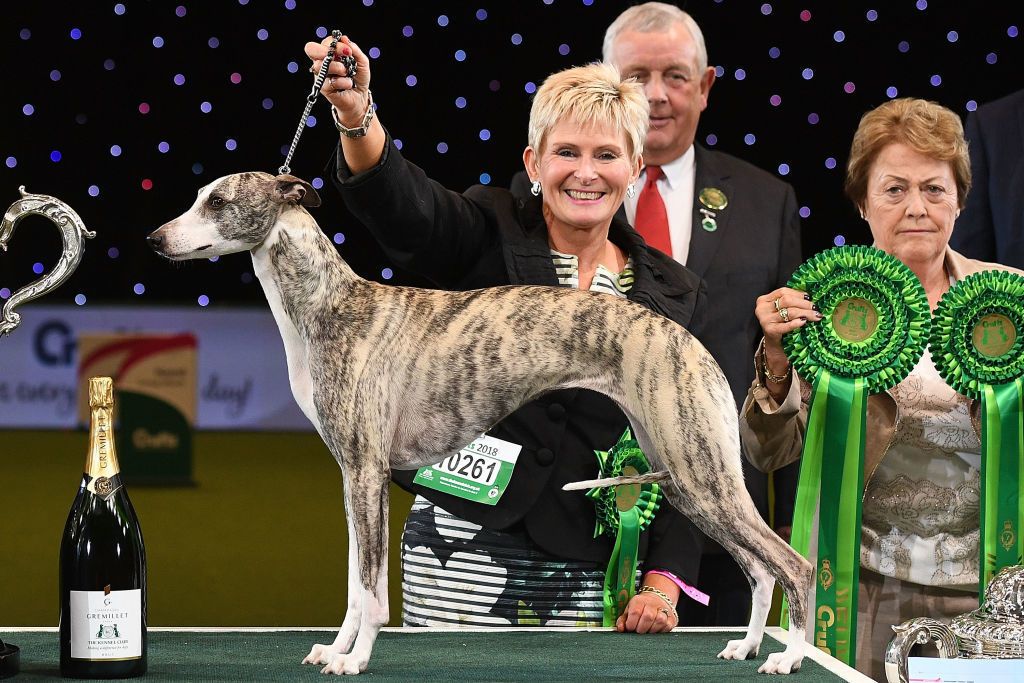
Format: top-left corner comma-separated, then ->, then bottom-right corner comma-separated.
148,172 -> 813,676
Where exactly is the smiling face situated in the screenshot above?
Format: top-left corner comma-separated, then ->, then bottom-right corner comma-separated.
863,142 -> 959,269
607,21 -> 715,166
523,118 -> 641,239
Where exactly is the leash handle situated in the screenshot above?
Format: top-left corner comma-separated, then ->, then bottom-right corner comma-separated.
279,30 -> 354,176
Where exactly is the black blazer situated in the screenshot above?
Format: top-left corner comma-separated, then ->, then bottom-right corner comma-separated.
513,145 -> 802,519
331,139 -> 708,582
951,88 -> 1024,270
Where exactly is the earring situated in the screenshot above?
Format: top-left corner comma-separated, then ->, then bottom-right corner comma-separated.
626,183 -> 636,199
530,180 -> 541,196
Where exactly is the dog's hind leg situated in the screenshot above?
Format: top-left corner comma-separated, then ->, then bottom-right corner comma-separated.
318,467 -> 391,675
715,543 -> 773,660
302,513 -> 363,665
716,516 -> 812,674
646,478 -> 773,660
754,535 -> 812,676
656,479 -> 812,675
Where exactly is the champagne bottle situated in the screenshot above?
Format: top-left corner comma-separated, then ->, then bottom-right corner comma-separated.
59,377 -> 147,678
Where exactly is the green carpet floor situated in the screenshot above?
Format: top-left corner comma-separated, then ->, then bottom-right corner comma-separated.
1,630 -> 846,681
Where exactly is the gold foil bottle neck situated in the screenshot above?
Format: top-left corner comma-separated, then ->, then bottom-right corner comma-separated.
85,376 -> 120,491
89,377 -> 114,408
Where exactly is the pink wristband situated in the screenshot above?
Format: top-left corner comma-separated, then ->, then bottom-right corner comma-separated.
645,569 -> 711,606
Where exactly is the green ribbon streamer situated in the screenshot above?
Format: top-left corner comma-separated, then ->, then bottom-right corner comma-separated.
929,270 -> 1024,602
782,372 -> 866,665
816,374 -> 866,664
980,380 -> 1024,594
779,246 -> 928,669
603,507 -> 641,626
785,372 -> 829,589
586,428 -> 661,626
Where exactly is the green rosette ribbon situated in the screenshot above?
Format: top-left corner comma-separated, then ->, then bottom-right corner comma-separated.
929,269 -> 1024,597
781,245 -> 930,666
586,428 -> 662,626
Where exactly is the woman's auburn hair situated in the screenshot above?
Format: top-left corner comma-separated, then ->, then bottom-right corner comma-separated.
845,97 -> 971,209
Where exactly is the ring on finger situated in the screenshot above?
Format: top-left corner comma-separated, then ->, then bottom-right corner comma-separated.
779,307 -> 790,323
773,296 -> 782,313
658,607 -> 670,616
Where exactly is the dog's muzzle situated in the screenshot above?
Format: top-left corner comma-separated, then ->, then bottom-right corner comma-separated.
146,231 -> 176,259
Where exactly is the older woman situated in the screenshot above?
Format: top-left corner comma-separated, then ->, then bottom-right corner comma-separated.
305,36 -> 707,633
742,97 -> 1024,679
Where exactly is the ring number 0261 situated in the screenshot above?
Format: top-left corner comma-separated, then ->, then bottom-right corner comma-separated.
436,448 -> 500,485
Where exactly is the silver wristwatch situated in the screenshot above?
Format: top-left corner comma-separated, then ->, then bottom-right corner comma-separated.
331,90 -> 375,139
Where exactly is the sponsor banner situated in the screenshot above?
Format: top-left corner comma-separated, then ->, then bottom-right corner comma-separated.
78,333 -> 198,484
0,305 -> 312,431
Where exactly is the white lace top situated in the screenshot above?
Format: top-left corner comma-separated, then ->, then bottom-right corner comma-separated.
860,352 -> 981,590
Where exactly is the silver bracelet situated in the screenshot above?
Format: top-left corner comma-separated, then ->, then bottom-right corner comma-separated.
331,90 -> 374,138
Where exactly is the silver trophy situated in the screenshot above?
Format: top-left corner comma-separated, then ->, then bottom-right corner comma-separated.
885,565 -> 1024,682
0,187 -> 92,678
0,186 -> 95,337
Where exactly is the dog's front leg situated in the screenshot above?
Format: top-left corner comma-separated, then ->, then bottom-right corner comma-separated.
318,467 -> 390,675
302,513 -> 363,665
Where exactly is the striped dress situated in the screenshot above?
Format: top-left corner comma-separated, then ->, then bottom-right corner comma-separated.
401,251 -> 638,627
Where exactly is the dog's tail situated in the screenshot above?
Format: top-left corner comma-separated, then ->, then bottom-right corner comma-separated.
562,471 -> 671,491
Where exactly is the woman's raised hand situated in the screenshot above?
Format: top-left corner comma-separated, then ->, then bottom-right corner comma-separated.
754,287 -> 821,397
755,288 -> 819,349
304,34 -> 371,128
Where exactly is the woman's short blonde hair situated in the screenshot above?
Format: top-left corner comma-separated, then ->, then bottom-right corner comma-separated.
845,97 -> 971,209
527,62 -> 648,164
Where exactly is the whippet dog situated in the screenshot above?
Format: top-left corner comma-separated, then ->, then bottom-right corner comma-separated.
147,172 -> 813,676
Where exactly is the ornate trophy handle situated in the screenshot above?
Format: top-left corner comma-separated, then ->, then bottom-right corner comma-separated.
0,186 -> 95,337
885,617 -> 959,683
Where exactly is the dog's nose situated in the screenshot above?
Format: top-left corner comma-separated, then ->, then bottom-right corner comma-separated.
146,234 -> 164,250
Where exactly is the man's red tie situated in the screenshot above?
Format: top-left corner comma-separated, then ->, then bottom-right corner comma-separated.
634,166 -> 672,255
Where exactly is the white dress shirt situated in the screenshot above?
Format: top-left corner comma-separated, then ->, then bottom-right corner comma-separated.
624,144 -> 696,265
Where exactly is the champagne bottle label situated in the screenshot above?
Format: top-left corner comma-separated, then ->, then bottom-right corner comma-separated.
68,588 -> 143,660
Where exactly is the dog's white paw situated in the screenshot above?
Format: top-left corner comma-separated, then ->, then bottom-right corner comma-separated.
302,643 -> 343,666
717,637 -> 760,660
319,652 -> 368,676
757,650 -> 803,675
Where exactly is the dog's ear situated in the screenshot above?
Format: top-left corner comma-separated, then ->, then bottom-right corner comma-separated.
273,174 -> 322,208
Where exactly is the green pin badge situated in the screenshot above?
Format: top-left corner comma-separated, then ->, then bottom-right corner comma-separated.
698,188 -> 727,232
699,209 -> 717,232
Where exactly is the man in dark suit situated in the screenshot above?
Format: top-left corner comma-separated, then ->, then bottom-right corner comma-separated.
514,2 -> 802,625
950,88 -> 1024,269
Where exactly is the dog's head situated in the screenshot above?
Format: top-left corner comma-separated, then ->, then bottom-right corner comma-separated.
147,172 -> 321,260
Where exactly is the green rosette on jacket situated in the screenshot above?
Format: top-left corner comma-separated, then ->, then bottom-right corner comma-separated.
586,428 -> 661,626
781,245 -> 930,666
930,269 -> 1024,596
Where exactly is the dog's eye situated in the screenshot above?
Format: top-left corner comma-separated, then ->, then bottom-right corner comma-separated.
209,196 -> 226,208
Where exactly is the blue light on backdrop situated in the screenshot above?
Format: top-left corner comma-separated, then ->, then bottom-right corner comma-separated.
1,1 -> 1021,307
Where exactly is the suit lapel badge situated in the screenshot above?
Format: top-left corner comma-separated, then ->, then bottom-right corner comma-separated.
698,187 -> 728,232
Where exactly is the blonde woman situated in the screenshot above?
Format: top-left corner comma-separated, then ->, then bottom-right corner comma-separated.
307,37 -> 707,632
